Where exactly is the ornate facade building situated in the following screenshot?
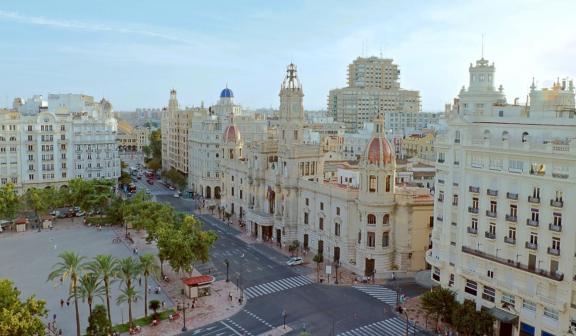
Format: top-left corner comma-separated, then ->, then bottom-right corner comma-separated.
428,58 -> 576,336
210,64 -> 434,278
0,94 -> 120,193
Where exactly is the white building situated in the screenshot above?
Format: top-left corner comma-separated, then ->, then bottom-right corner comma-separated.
427,57 -> 576,336
0,94 -> 120,192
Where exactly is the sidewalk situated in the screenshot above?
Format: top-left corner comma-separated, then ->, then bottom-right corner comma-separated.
121,229 -> 246,335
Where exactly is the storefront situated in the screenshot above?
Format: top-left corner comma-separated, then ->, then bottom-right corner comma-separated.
182,275 -> 215,299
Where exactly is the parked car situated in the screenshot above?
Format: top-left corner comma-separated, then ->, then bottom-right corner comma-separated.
145,189 -> 151,195
173,193 -> 180,198
50,210 -> 60,217
286,257 -> 303,266
168,185 -> 175,190
147,179 -> 154,185
76,211 -> 86,217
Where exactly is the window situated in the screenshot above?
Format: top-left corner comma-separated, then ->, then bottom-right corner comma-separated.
382,232 -> 389,247
305,198 -> 309,206
335,223 -> 340,236
553,213 -> 562,226
367,232 -> 375,247
508,227 -> 516,240
552,237 -> 560,251
523,299 -> 536,312
544,307 -> 559,321
358,231 -> 361,244
509,160 -> 524,173
453,194 -> 458,206
432,267 -> 440,281
438,191 -> 444,202
471,218 -> 478,230
385,175 -> 391,192
448,274 -> 454,287
510,204 -> 517,217
490,200 -> 497,213
304,212 -> 309,224
532,187 -> 540,198
319,217 -> 324,231
367,214 -> 376,225
28,174 -> 34,180
482,286 -> 495,302
501,293 -> 515,307
472,197 -> 479,209
369,175 -> 377,192
240,190 -> 243,199
489,223 -> 496,235
529,232 -> 538,245
336,207 -> 340,216
465,279 -> 477,296
383,214 -> 389,225
531,209 -> 539,222
320,202 -> 324,211
486,269 -> 494,278
231,187 -> 234,196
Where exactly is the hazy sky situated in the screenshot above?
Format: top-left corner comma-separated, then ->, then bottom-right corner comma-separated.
1,0 -> 575,111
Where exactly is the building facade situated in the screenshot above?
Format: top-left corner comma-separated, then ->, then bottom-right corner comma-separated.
215,64 -> 434,278
0,95 -> 120,193
328,56 -> 421,132
160,89 -> 207,175
427,58 -> 576,336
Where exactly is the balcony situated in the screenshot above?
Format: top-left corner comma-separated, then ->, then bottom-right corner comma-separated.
469,186 -> 480,193
468,207 -> 479,214
504,236 -> 516,245
485,231 -> 496,240
528,196 -> 540,204
461,246 -> 563,281
550,199 -> 563,208
549,223 -> 562,232
525,242 -> 538,250
485,210 -> 497,218
467,227 -> 478,234
547,247 -> 560,256
452,202 -> 458,206
506,192 -> 518,200
487,189 -> 498,197
505,214 -> 517,223
552,172 -> 569,179
526,219 -> 539,228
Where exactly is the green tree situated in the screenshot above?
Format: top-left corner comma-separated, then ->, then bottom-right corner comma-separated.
146,159 -> 161,172
115,287 -> 141,327
117,257 -> 140,327
451,299 -> 495,336
24,188 -> 52,229
76,273 -> 105,320
313,254 -> 324,282
421,286 -> 456,329
148,300 -> 161,319
0,183 -> 20,220
86,304 -> 111,336
0,279 -> 47,336
87,255 -> 118,326
163,168 -> 187,191
139,254 -> 160,317
47,251 -> 87,336
118,171 -> 132,186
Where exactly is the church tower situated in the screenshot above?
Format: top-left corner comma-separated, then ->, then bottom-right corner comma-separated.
168,89 -> 179,112
278,63 -> 305,145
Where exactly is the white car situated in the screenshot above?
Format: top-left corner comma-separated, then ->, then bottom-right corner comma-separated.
286,257 -> 303,266
145,189 -> 151,195
168,185 -> 175,190
173,193 -> 180,198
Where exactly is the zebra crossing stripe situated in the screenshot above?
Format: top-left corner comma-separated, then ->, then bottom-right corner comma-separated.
244,276 -> 312,299
338,317 -> 421,336
352,285 -> 399,305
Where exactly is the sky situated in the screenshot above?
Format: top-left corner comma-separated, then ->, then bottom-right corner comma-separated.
1,0 -> 575,112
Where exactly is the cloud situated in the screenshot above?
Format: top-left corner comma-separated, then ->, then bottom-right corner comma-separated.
0,10 -> 203,47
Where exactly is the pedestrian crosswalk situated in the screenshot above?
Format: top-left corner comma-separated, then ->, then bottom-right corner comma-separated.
352,285 -> 399,306
338,317 -> 422,336
244,275 -> 313,299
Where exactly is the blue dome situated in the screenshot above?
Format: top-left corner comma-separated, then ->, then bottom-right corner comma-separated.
220,87 -> 234,98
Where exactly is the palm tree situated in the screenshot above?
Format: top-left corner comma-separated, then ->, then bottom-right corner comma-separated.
116,287 -> 141,326
47,251 -> 86,336
87,255 -> 118,325
139,254 -> 160,317
76,273 -> 106,319
117,257 -> 140,327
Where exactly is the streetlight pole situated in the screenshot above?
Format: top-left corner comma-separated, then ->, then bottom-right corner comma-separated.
334,261 -> 340,284
282,309 -> 287,329
178,302 -> 187,332
225,259 -> 230,282
240,253 -> 245,302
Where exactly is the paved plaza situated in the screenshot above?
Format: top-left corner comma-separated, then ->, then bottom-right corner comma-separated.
0,219 -> 172,335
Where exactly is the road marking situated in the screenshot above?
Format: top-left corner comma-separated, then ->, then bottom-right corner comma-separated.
219,320 -> 243,336
243,309 -> 275,329
244,275 -> 313,299
352,285 -> 400,306
337,316 -> 421,336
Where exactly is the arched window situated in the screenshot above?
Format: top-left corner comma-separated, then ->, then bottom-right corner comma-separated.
483,129 -> 490,141
455,130 -> 461,143
383,214 -> 390,225
385,176 -> 391,192
502,131 -> 509,142
522,132 -> 529,143
367,214 -> 376,225
229,149 -> 234,159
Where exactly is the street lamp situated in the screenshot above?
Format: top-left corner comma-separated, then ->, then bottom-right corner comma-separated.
224,259 -> 230,282
333,260 -> 340,284
240,253 -> 245,302
177,302 -> 187,332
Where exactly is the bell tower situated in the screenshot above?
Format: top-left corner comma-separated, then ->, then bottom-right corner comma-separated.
278,63 -> 305,145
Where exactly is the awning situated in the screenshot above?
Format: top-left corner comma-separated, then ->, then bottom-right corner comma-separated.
485,306 -> 519,324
